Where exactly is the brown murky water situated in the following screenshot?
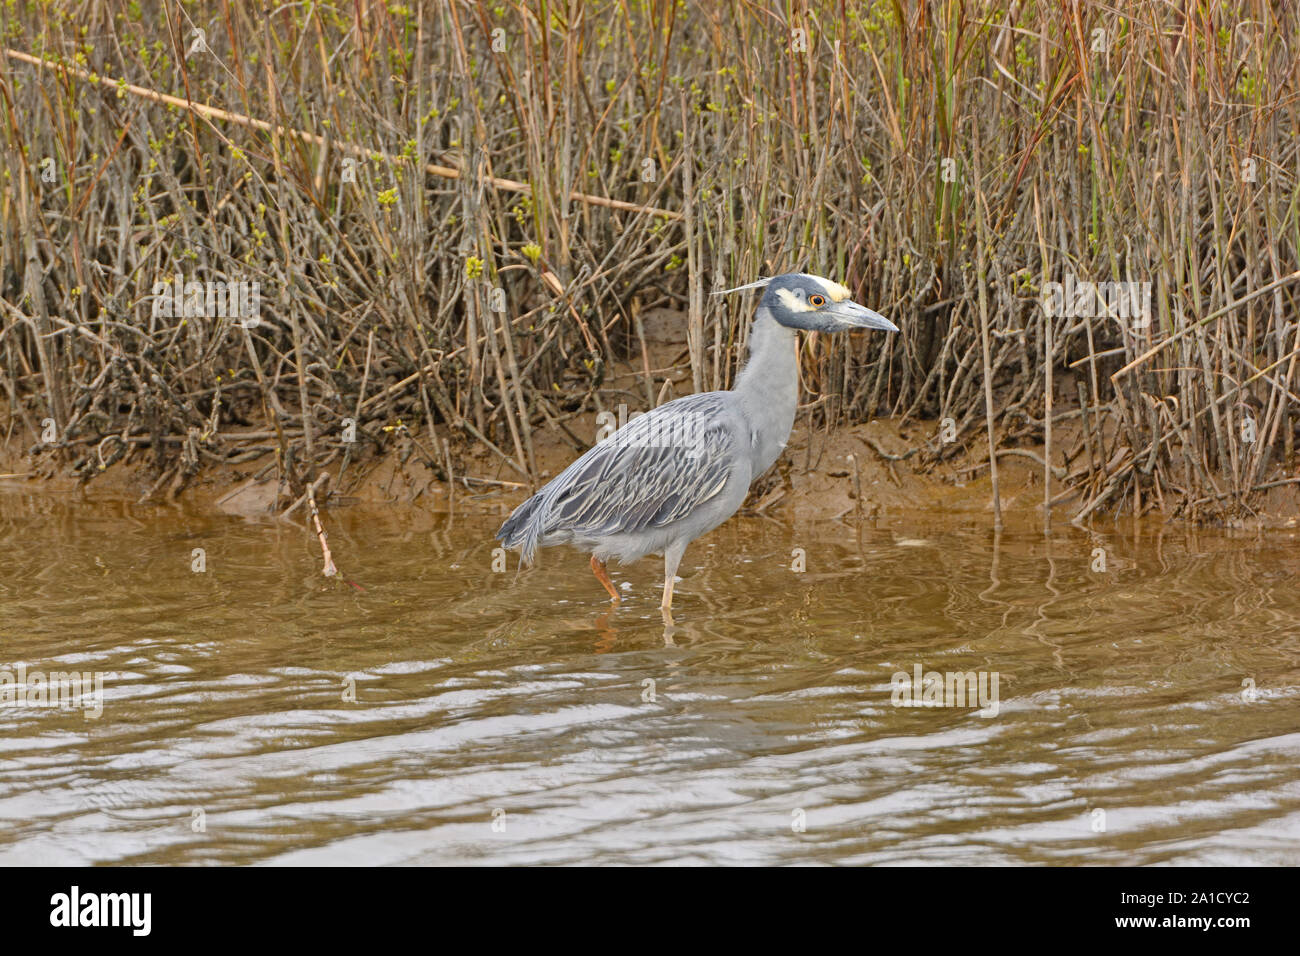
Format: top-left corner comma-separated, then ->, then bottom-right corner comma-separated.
2,485 -> 1299,865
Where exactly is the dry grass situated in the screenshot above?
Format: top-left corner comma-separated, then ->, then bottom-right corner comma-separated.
1,0 -> 1298,522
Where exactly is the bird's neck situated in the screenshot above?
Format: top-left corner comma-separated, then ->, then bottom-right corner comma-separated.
735,308 -> 797,395
733,308 -> 799,474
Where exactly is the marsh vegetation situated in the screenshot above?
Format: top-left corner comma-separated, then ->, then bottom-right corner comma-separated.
1,1 -> 1298,523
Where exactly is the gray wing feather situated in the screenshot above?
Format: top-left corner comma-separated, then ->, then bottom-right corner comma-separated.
499,392 -> 736,561
547,392 -> 734,535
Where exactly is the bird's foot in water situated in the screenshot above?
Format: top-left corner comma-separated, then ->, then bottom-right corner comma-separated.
590,554 -> 621,605
660,572 -> 677,611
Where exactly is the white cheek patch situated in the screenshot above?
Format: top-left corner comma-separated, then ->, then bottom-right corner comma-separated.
821,279 -> 852,302
776,288 -> 812,313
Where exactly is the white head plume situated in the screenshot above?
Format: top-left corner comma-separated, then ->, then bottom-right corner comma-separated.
712,277 -> 772,296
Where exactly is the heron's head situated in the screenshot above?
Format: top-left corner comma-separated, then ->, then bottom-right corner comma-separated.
719,273 -> 898,334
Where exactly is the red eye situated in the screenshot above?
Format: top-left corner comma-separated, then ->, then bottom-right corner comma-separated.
809,294 -> 826,307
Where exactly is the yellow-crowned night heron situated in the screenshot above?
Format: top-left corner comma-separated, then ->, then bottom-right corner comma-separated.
497,273 -> 897,611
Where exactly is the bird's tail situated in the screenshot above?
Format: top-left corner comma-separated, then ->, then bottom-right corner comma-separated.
496,492 -> 546,566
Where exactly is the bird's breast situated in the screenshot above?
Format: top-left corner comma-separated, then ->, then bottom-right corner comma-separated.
745,397 -> 797,477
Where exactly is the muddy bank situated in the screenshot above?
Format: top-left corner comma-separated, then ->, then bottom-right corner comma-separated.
6,408 -> 1300,533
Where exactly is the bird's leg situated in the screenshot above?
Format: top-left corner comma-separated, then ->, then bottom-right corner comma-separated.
661,544 -> 686,611
590,554 -> 620,605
